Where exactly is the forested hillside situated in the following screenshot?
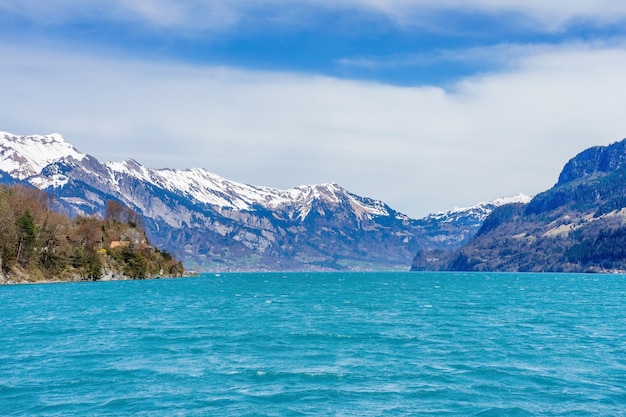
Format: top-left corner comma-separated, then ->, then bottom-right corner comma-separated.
0,185 -> 183,283
412,139 -> 626,273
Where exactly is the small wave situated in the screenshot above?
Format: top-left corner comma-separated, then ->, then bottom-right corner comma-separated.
474,406 -> 533,416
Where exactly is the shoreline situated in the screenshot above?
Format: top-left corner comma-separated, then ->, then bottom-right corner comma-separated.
0,271 -> 192,286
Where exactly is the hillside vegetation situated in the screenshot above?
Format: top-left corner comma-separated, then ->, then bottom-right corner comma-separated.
412,139 -> 626,273
0,185 -> 183,283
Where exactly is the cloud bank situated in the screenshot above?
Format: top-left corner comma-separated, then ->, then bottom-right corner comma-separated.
1,41 -> 625,217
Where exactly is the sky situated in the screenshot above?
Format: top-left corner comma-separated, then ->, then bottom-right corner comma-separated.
1,1 -> 626,217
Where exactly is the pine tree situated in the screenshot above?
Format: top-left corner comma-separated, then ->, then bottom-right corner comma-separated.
16,210 -> 37,267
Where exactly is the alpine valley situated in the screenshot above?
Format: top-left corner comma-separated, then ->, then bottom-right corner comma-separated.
412,138 -> 626,273
0,131 -> 527,271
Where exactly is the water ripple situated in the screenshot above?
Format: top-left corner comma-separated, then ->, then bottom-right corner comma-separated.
1,272 -> 625,416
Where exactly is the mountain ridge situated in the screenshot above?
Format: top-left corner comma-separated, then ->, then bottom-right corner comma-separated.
0,131 -> 519,271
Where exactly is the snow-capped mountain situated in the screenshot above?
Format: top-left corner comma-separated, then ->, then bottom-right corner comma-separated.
0,132 -> 86,179
410,193 -> 533,249
102,158 -> 396,222
0,131 -> 519,271
426,193 -> 532,225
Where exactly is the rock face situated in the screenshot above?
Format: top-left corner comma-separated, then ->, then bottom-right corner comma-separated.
556,140 -> 626,186
0,131 -> 512,271
412,138 -> 626,273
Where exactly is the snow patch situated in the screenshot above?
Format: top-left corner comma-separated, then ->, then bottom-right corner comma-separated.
29,174 -> 69,189
492,193 -> 533,206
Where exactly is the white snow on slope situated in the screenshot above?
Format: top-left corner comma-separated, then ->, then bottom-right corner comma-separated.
29,174 -> 70,189
0,131 -> 395,220
104,159 -> 391,218
428,193 -> 533,223
0,132 -> 86,179
492,193 -> 533,206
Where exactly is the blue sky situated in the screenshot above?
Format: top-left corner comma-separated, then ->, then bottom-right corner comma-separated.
2,1 -> 626,217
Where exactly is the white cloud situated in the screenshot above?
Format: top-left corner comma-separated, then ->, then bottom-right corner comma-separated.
1,42 -> 626,217
337,43 -> 555,74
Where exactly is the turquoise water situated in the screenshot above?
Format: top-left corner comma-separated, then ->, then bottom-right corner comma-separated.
1,272 -> 625,416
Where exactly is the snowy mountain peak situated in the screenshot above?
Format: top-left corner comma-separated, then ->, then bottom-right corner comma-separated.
426,193 -> 533,224
492,193 -> 532,206
0,132 -> 86,179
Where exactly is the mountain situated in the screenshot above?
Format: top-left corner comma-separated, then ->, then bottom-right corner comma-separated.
414,193 -> 531,247
412,138 -> 626,273
0,131 -> 509,271
422,194 -> 531,226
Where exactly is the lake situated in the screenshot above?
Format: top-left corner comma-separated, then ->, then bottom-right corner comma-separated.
1,272 -> 625,416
